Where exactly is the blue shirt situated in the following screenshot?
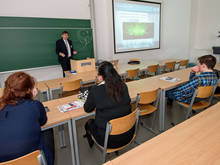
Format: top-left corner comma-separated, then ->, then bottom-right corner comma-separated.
0,99 -> 47,162
172,71 -> 218,103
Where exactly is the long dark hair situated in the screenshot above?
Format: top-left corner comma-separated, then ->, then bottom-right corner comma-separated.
98,61 -> 125,103
0,72 -> 35,110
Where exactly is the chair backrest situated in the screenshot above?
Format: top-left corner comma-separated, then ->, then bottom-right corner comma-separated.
126,68 -> 139,78
109,108 -> 139,135
0,150 -> 46,165
61,79 -> 82,92
138,89 -> 159,104
147,65 -> 159,74
196,86 -> 215,98
180,59 -> 189,67
110,60 -> 119,67
188,84 -> 218,109
129,58 -> 139,62
165,61 -> 176,70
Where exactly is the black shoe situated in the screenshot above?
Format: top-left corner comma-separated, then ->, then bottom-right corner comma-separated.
83,134 -> 94,148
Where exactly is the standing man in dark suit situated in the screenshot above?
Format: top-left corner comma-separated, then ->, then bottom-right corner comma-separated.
56,31 -> 77,77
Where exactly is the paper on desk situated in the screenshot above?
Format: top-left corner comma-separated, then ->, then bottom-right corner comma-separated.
58,100 -> 84,113
160,76 -> 180,83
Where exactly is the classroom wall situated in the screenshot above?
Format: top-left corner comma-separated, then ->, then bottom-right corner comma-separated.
0,0 -> 91,19
0,0 -> 91,87
189,0 -> 220,62
93,0 -> 192,63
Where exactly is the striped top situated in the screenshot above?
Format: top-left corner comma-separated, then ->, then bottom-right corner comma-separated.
173,72 -> 218,103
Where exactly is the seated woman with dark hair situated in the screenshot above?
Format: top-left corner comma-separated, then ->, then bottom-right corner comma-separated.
83,61 -> 134,148
0,72 -> 53,165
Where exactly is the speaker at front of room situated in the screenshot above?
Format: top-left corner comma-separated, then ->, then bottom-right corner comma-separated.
213,47 -> 220,54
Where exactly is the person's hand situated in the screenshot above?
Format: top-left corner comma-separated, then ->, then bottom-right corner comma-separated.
73,51 -> 78,55
191,66 -> 200,73
60,53 -> 65,57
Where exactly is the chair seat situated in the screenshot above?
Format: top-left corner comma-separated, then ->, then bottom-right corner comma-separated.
178,100 -> 211,110
214,93 -> 220,97
138,104 -> 157,116
92,134 -> 136,153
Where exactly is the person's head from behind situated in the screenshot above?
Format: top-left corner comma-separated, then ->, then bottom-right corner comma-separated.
98,61 -> 125,103
62,31 -> 69,40
0,72 -> 37,110
197,55 -> 216,72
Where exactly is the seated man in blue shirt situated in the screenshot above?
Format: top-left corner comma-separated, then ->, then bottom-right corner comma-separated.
166,55 -> 218,105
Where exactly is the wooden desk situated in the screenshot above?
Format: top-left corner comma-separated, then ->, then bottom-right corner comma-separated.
35,81 -> 50,100
43,95 -> 93,165
64,59 -> 181,81
156,68 -> 192,131
42,95 -> 86,165
127,76 -> 160,99
104,161 -> 113,165
36,81 -> 48,91
65,70 -> 98,83
117,59 -> 181,74
42,64 -> 191,132
106,102 -> 220,165
117,61 -> 158,74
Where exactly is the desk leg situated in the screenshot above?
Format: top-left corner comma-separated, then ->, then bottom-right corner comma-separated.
58,125 -> 66,148
159,89 -> 166,132
72,119 -> 80,165
68,120 -> 76,165
49,89 -> 54,100
46,90 -> 50,101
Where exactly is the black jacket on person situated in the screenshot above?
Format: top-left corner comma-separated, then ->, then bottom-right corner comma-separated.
84,83 -> 135,148
56,39 -> 73,63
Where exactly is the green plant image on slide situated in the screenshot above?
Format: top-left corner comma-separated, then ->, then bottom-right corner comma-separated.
127,24 -> 146,36
123,22 -> 154,40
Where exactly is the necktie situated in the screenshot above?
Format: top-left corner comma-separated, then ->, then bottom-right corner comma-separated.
64,40 -> 71,57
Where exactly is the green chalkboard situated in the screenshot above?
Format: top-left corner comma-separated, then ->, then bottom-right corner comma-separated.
0,17 -> 94,72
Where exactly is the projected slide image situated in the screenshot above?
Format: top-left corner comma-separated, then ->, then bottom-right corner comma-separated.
123,22 -> 154,40
113,0 -> 161,53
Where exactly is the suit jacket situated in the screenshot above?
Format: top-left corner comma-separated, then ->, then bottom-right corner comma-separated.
56,39 -> 74,63
0,100 -> 49,163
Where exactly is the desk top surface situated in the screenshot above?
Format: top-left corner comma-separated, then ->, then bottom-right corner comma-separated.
42,95 -> 87,129
41,67 -> 192,129
38,59 -> 183,90
106,102 -> 220,165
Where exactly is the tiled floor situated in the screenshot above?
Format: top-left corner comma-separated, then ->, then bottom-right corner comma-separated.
52,98 -> 219,165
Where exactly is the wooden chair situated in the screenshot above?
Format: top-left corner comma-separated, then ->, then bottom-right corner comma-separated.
60,79 -> 82,97
146,64 -> 159,77
129,58 -> 139,62
125,68 -> 140,82
133,89 -> 160,134
110,60 -> 119,69
162,61 -> 176,73
0,150 -> 47,165
214,82 -> 220,97
92,108 -> 140,163
177,85 -> 217,119
178,59 -> 189,70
